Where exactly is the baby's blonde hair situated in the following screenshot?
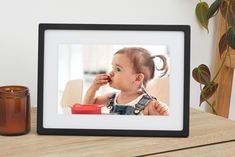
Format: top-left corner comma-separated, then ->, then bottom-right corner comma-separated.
114,47 -> 168,86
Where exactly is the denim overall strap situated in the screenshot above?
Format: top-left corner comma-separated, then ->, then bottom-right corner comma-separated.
106,93 -> 116,109
133,95 -> 154,115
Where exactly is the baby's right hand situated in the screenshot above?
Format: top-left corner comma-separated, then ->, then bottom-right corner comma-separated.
90,74 -> 110,90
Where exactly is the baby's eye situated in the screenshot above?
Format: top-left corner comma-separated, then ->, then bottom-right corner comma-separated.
116,67 -> 121,72
112,66 -> 122,72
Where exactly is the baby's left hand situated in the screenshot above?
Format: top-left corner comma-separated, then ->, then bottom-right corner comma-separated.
143,100 -> 169,116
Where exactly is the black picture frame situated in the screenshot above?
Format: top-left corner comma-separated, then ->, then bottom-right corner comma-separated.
37,23 -> 190,137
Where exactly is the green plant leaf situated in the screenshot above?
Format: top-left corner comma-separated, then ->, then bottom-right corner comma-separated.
219,0 -> 227,18
226,27 -> 235,49
200,82 -> 218,106
219,33 -> 228,57
207,0 -> 222,20
192,64 -> 211,85
196,2 -> 209,31
220,0 -> 235,26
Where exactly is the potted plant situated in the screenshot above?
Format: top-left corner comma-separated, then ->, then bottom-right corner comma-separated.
193,0 -> 235,115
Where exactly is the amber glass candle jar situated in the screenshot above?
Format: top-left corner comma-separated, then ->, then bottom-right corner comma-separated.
0,86 -> 30,135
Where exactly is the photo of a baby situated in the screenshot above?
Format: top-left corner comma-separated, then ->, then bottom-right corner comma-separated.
84,47 -> 169,115
58,45 -> 170,116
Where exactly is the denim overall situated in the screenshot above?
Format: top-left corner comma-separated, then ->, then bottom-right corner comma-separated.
106,93 -> 155,115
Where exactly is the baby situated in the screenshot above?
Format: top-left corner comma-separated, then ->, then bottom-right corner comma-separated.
83,47 -> 169,115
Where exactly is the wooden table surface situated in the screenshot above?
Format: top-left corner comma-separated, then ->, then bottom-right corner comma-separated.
1,108 -> 235,157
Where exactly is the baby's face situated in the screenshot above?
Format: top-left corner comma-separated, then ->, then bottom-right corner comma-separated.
109,53 -> 137,91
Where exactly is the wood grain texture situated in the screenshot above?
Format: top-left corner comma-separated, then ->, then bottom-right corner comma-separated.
1,108 -> 235,157
211,13 -> 234,118
151,141 -> 235,157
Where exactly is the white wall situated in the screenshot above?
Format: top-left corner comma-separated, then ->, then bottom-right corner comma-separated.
1,0 -> 229,117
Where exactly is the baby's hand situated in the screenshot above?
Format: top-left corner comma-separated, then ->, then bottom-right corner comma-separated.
91,74 -> 110,90
143,100 -> 169,116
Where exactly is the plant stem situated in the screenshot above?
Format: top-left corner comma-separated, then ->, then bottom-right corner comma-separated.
212,5 -> 230,82
205,99 -> 217,115
211,49 -> 229,82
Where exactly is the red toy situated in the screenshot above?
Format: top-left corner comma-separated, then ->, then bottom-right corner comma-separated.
71,104 -> 104,114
